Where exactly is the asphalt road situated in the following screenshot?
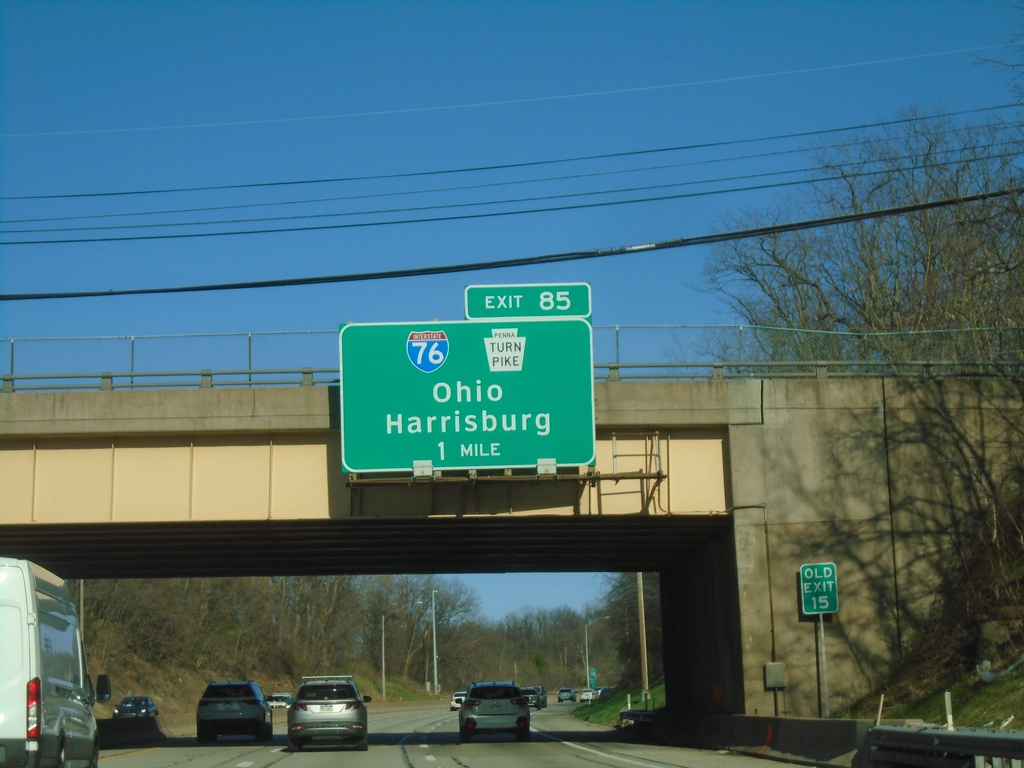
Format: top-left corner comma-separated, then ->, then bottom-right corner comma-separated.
100,702 -> 805,768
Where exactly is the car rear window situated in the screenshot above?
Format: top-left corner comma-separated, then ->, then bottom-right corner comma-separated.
203,685 -> 254,699
471,685 -> 520,699
298,683 -> 356,700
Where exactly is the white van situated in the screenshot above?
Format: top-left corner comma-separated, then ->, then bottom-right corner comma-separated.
0,558 -> 111,768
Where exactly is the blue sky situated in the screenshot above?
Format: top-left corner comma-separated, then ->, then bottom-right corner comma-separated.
1,0 -> 1019,619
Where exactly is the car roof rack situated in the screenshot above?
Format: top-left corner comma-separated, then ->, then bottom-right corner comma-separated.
301,674 -> 354,681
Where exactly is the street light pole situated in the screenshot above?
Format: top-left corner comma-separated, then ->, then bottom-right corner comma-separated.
431,589 -> 438,695
380,614 -> 387,700
584,616 -> 610,691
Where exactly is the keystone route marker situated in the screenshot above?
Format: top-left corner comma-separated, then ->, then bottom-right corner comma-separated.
339,318 -> 595,473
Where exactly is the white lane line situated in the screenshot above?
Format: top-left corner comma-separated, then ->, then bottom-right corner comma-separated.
534,731 -> 658,767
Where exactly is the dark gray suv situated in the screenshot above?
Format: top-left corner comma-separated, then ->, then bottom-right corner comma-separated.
196,681 -> 273,742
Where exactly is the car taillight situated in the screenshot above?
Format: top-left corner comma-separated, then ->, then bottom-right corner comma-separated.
345,701 -> 361,710
293,702 -> 308,711
464,698 -> 481,707
510,697 -> 527,705
27,678 -> 40,739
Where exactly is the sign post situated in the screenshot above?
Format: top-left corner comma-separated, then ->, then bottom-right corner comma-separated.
800,562 -> 838,717
339,317 -> 595,473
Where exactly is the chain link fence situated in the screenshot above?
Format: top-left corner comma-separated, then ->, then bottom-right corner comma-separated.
2,325 -> 1021,390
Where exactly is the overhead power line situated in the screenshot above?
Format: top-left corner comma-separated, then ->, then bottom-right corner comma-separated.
3,122 -> 1018,229
4,145 -> 1019,238
1,104 -> 1013,202
2,187 -> 1019,302
2,44 -> 1013,140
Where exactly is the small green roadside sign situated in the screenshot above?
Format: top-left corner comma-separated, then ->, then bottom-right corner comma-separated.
339,317 -> 595,473
465,283 -> 592,319
799,562 -> 838,615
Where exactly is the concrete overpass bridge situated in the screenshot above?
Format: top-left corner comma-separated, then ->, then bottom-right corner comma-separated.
2,366 -> 1021,724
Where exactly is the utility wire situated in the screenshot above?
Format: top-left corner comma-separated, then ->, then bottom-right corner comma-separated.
2,187 -> 1019,302
1,104 -> 1013,201
3,43 -> 1013,140
4,146 -> 1019,237
3,116 -> 1018,227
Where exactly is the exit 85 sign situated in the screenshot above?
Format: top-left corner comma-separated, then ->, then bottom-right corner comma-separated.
465,283 -> 591,319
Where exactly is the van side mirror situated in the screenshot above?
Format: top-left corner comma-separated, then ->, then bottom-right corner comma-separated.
95,674 -> 112,703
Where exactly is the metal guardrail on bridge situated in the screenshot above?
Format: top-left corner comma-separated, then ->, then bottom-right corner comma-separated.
2,359 -> 1023,392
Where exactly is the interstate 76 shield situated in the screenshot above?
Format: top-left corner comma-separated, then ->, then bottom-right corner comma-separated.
339,318 -> 595,473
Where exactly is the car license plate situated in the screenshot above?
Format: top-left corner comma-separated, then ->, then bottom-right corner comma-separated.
319,704 -> 333,712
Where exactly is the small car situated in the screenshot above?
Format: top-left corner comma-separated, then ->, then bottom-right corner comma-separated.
450,691 -> 467,710
268,693 -> 295,709
557,687 -> 575,703
196,681 -> 273,742
287,675 -> 371,751
113,696 -> 159,718
579,688 -> 597,702
459,681 -> 530,742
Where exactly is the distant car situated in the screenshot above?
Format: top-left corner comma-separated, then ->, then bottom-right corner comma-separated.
521,686 -> 547,709
268,692 -> 295,708
287,675 -> 371,751
196,681 -> 273,742
459,681 -> 530,742
113,696 -> 159,718
557,687 -> 575,703
450,691 -> 467,710
578,688 -> 597,702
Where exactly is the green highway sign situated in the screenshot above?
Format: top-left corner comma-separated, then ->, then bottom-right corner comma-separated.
799,562 -> 838,615
465,283 -> 592,319
339,318 -> 595,472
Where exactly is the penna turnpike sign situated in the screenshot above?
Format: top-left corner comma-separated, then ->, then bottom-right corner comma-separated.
338,317 -> 595,473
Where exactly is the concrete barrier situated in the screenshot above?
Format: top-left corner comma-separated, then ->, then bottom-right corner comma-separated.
649,711 -> 874,767
97,717 -> 166,748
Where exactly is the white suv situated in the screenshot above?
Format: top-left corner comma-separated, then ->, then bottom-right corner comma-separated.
458,682 -> 530,742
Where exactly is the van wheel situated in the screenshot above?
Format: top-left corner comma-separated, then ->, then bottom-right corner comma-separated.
87,740 -> 100,768
356,735 -> 369,751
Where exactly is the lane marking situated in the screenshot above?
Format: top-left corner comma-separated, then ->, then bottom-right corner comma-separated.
534,730 -> 660,767
99,748 -> 162,761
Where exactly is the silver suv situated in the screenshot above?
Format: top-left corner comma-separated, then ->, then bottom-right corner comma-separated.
287,675 -> 371,751
458,681 -> 530,742
195,681 -> 273,742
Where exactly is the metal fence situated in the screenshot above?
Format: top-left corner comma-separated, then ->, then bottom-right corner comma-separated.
2,325 -> 1022,392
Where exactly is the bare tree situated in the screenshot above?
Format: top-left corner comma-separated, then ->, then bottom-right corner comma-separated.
705,111 -> 1024,362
